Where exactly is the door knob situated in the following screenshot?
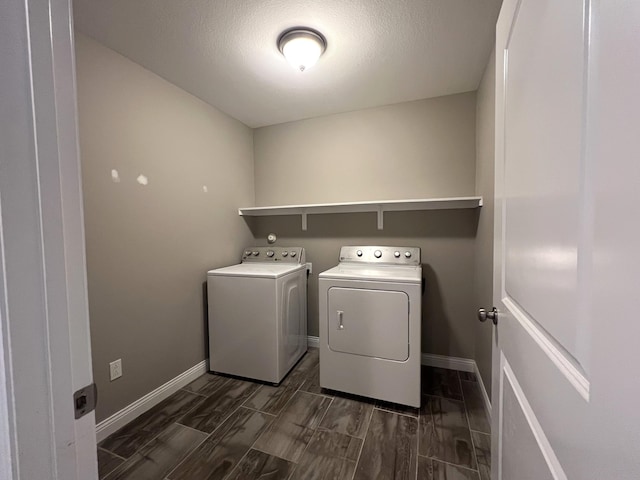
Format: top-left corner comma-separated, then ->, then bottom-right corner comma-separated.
478,307 -> 498,325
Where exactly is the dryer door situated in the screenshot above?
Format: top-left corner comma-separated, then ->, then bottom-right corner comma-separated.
327,287 -> 409,361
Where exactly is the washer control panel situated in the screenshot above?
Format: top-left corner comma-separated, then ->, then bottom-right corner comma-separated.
338,246 -> 420,266
241,246 -> 305,264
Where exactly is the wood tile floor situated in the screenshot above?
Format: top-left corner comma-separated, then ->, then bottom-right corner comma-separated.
97,348 -> 491,480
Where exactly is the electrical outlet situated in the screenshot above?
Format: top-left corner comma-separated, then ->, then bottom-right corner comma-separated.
109,359 -> 122,381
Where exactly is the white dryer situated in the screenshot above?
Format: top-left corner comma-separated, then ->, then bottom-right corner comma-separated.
319,246 -> 422,407
207,247 -> 307,384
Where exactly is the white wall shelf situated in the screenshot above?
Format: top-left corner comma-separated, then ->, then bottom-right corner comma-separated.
239,196 -> 483,231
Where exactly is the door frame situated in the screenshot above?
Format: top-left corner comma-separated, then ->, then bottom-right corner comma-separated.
0,0 -> 98,478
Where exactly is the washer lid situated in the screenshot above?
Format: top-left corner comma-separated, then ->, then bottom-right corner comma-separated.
208,263 -> 304,279
319,264 -> 421,283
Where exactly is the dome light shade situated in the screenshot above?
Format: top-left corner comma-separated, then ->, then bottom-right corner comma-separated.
278,28 -> 327,72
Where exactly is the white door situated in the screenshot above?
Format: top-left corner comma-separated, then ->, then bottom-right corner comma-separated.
492,0 -> 640,479
0,0 -> 98,478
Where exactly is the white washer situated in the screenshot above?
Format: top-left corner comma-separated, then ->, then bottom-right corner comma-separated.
319,246 -> 422,407
207,246 -> 307,384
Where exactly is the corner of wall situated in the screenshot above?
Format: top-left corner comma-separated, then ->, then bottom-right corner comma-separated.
472,46 -> 497,399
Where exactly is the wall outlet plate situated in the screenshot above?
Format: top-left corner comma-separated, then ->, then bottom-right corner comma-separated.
109,359 -> 122,381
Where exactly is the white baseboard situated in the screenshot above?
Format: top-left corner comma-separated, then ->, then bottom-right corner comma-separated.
95,359 -> 208,442
421,353 -> 475,372
307,336 -> 319,348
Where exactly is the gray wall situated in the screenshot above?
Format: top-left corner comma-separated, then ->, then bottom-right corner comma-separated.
255,93 -> 476,205
252,93 -> 479,358
75,34 -> 255,421
473,50 -> 496,396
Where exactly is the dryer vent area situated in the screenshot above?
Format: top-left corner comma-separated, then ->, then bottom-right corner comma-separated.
96,348 -> 491,480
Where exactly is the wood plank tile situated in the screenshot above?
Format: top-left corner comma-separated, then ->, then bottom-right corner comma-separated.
104,423 -> 206,480
376,400 -> 420,418
178,378 -> 260,433
243,385 -> 298,416
183,373 -> 230,397
97,448 -> 124,479
319,395 -> 374,438
167,407 -> 273,480
290,430 -> 362,480
417,456 -> 433,480
471,431 -> 491,480
422,366 -> 463,401
226,449 -> 294,480
253,391 -> 332,463
281,349 -> 319,388
461,381 -> 490,434
458,372 -> 476,382
299,368 -> 324,395
419,396 -> 476,470
99,389 -> 203,459
417,457 -> 480,480
353,409 -> 418,480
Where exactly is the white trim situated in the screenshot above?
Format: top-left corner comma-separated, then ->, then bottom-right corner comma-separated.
96,360 -> 208,442
502,355 -> 567,479
502,298 -> 590,401
421,353 -> 475,372
307,336 -> 320,348
474,362 -> 493,419
1,0 -> 98,476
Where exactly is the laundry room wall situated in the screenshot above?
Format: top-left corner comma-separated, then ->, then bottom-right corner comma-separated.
75,34 -> 255,422
473,49 -> 496,396
251,93 -> 479,361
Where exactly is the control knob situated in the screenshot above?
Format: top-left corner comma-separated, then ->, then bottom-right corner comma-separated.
244,250 -> 252,256
282,251 -> 288,257
252,251 -> 259,256
356,250 -> 363,257
405,251 -> 412,258
374,250 -> 382,258
290,251 -> 297,257
266,250 -> 275,257
394,251 -> 401,258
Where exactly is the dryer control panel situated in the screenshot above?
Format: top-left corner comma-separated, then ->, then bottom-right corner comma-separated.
338,246 -> 420,266
241,246 -> 305,264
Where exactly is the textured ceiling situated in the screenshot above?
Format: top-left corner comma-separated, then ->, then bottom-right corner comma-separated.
74,0 -> 502,127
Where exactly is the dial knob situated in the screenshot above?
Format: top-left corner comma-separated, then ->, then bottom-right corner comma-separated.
244,250 -> 252,256
374,250 -> 382,258
266,250 -> 275,257
394,251 -> 401,258
282,251 -> 288,257
252,251 -> 259,256
404,251 -> 412,258
356,250 -> 363,257
290,251 -> 297,257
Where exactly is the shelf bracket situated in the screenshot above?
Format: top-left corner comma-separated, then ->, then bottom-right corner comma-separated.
301,211 -> 308,231
377,206 -> 384,230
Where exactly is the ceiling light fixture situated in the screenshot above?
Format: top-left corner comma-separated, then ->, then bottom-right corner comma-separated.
278,28 -> 327,72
